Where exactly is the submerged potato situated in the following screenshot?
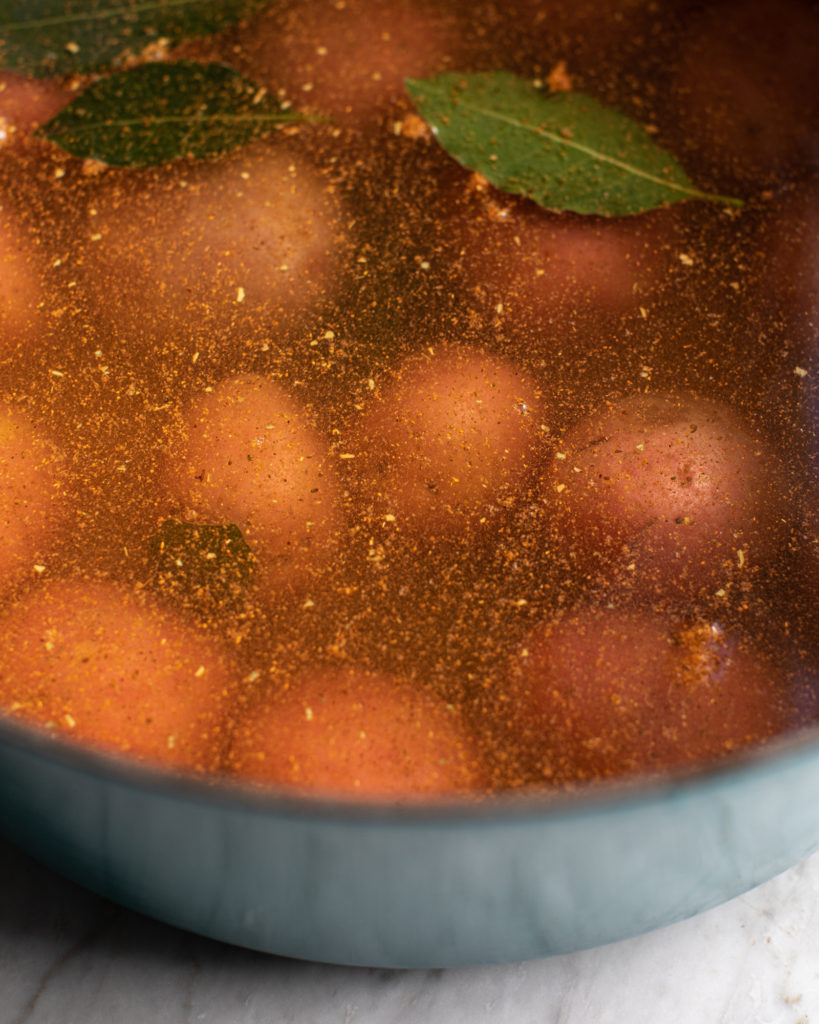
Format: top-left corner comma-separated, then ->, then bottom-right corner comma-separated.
84,144 -> 343,340
350,349 -> 545,536
505,609 -> 674,780
237,0 -> 460,123
505,609 -> 792,781
548,393 -> 782,594
160,374 -> 344,590
0,580 -> 236,771
226,666 -> 482,799
460,201 -> 674,325
0,405 -> 64,589
671,0 -> 819,189
0,202 -> 44,344
0,71 -> 71,143
508,0 -> 654,62
762,183 -> 819,348
670,622 -> 794,766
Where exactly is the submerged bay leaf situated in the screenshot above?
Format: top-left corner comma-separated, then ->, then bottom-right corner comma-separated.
0,0 -> 270,77
405,71 -> 742,216
149,519 -> 256,613
41,60 -> 300,165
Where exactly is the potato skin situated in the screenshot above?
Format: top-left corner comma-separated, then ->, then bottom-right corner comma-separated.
159,374 -> 344,591
83,143 -> 343,341
235,0 -> 461,124
503,609 -> 793,783
761,182 -> 819,351
225,665 -> 484,800
0,580 -> 237,772
0,71 -> 71,141
0,404 -> 64,590
0,202 -> 44,345
669,0 -> 819,190
349,348 -> 545,537
459,200 -> 676,327
547,393 -> 783,595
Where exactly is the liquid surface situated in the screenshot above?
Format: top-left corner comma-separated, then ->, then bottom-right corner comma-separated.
0,0 -> 818,801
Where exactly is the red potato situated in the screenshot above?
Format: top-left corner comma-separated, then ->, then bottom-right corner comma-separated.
460,200 -> 676,327
548,393 -> 783,595
0,580 -> 237,771
793,492 -> 819,655
83,143 -> 343,340
226,665 -> 483,799
0,404 -> 64,589
159,374 -> 345,591
505,609 -> 676,780
751,186 -> 819,448
0,201 -> 44,344
0,71 -> 71,144
761,183 -> 819,345
670,0 -> 819,190
508,0 -> 655,50
349,348 -> 545,536
236,0 -> 461,124
504,609 -> 793,782
671,622 -> 794,766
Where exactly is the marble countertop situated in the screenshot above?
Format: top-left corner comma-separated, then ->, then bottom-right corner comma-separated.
2,836 -> 819,1024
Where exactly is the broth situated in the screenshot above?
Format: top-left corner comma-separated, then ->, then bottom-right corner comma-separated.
0,0 -> 817,800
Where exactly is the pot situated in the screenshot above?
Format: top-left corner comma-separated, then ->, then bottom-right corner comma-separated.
1,0 -> 818,972
2,713 -> 819,968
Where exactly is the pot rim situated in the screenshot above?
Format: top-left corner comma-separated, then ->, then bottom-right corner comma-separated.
2,706 -> 818,827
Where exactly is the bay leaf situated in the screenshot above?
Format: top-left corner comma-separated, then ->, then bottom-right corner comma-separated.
149,519 -> 256,612
41,60 -> 300,166
405,71 -> 742,216
0,0 -> 270,77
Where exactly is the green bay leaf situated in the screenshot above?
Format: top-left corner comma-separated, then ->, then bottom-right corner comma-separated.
0,0 -> 270,77
149,518 -> 256,612
40,60 -> 301,166
405,71 -> 742,216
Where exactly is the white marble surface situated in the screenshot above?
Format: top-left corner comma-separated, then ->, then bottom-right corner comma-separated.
2,838 -> 819,1024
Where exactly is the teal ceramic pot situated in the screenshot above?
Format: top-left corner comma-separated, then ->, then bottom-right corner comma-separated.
2,713 -> 819,968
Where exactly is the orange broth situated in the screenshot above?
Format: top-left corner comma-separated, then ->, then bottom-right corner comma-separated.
0,0 -> 817,800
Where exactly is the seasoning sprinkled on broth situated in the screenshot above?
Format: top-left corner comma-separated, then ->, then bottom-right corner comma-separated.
0,200 -> 47,345
0,0 -> 816,799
